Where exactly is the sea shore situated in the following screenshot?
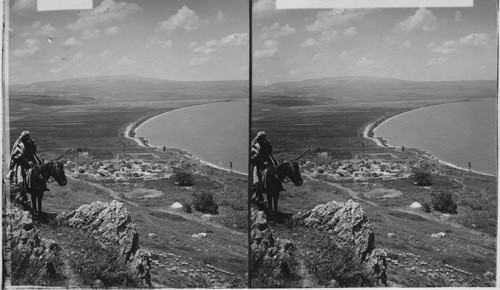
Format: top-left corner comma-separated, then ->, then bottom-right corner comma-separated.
362,100 -> 496,177
123,106 -> 247,176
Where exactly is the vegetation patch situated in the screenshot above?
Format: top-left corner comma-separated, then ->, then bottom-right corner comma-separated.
431,191 -> 458,214
12,247 -> 66,286
192,191 -> 219,214
171,172 -> 194,186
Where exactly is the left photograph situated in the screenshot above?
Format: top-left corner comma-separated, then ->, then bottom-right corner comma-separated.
3,0 -> 249,288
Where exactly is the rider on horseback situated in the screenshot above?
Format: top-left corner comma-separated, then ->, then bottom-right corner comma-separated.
9,131 -> 44,201
250,131 -> 283,193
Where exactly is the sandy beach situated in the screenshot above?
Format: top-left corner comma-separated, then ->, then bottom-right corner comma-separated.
124,109 -> 248,176
362,104 -> 496,177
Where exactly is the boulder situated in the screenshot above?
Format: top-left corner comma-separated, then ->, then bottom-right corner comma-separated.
387,233 -> 396,238
409,202 -> 422,208
171,202 -> 184,209
297,199 -> 387,286
192,233 -> 208,239
57,200 -> 151,287
251,209 -> 296,286
431,232 -> 446,238
9,207 -> 62,282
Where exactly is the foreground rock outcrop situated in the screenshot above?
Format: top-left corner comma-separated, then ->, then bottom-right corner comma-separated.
250,209 -> 295,286
57,200 -> 151,286
296,199 -> 387,286
9,207 -> 61,284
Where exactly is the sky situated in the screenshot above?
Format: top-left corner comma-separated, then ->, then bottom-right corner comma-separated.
252,0 -> 497,85
8,0 -> 249,84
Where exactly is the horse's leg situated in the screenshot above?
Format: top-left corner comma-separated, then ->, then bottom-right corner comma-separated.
31,193 -> 37,212
267,192 -> 273,213
273,191 -> 280,213
37,192 -> 44,213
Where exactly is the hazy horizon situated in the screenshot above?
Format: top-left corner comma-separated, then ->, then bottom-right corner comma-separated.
252,0 -> 497,85
8,0 -> 249,85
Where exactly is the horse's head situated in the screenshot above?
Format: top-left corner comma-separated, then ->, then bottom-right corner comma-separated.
285,161 -> 303,186
49,161 -> 67,186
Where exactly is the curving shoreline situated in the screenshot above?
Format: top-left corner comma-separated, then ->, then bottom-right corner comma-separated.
362,99 -> 496,177
123,104 -> 248,176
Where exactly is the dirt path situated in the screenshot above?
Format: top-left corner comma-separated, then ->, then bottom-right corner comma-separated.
297,254 -> 318,288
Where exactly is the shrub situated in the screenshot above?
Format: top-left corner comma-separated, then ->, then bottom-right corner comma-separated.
422,202 -> 431,213
412,171 -> 433,186
70,233 -> 138,288
432,191 -> 458,214
192,191 -> 218,214
172,172 -> 194,186
184,203 -> 192,213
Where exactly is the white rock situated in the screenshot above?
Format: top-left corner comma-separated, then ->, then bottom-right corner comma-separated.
409,202 -> 422,208
192,233 -> 207,239
148,233 -> 157,239
430,232 -> 446,238
201,214 -> 212,221
171,202 -> 184,209
387,233 -> 396,238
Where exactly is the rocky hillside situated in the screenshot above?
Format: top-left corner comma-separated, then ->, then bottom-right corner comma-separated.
7,200 -> 151,288
251,199 -> 387,287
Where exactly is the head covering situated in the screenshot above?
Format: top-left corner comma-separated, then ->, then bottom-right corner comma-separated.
11,131 -> 31,156
256,131 -> 266,138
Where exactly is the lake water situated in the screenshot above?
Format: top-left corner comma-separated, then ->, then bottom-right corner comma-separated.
136,100 -> 249,174
374,98 -> 497,175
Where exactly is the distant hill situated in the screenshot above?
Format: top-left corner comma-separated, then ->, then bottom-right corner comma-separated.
9,75 -> 248,105
253,76 -> 496,105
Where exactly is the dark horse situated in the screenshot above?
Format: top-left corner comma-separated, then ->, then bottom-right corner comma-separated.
25,161 -> 67,213
257,161 -> 303,213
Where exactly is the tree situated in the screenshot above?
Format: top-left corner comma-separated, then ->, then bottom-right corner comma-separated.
192,191 -> 218,214
432,191 -> 457,214
412,171 -> 432,186
172,172 -> 194,186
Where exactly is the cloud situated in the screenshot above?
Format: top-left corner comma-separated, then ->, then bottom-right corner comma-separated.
82,28 -> 101,40
320,30 -> 339,42
105,26 -> 120,35
340,49 -> 356,61
431,33 -> 490,55
253,0 -> 277,18
189,56 -> 210,66
396,8 -> 436,33
300,38 -> 321,47
343,26 -> 357,37
306,9 -> 371,32
400,40 -> 411,50
356,56 -> 376,66
312,53 -> 329,62
162,40 -> 173,48
193,32 -> 248,55
216,11 -> 226,23
454,11 -> 463,23
72,52 -> 91,62
61,37 -> 83,47
287,56 -> 299,64
260,23 -> 296,39
119,56 -> 137,65
50,68 -> 66,75
13,0 -> 36,16
254,40 -> 279,58
22,22 -> 58,38
427,57 -> 447,66
47,56 -> 64,63
67,0 -> 142,30
156,5 -> 199,32
101,50 -> 111,59
459,33 -> 489,45
13,39 -> 40,57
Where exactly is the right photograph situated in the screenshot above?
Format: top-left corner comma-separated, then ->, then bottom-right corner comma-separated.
250,0 -> 497,288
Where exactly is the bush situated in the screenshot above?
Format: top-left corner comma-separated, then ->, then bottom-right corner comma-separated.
70,233 -> 138,288
192,191 -> 218,214
12,248 -> 65,286
432,191 -> 458,214
422,202 -> 431,213
172,172 -> 194,186
412,171 -> 433,186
